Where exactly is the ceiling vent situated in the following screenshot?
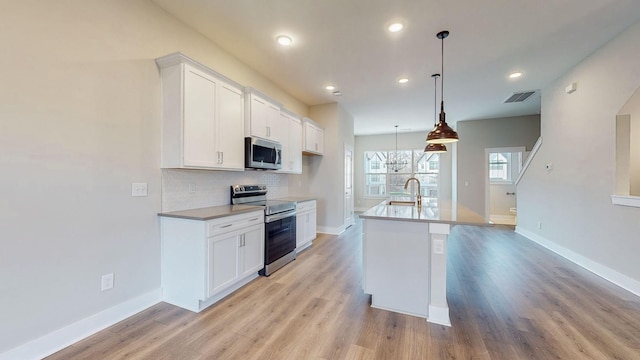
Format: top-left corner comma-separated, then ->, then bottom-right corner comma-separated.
504,91 -> 536,103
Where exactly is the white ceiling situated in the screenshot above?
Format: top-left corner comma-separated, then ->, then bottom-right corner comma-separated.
152,0 -> 640,135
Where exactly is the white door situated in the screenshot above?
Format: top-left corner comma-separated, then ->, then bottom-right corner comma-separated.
345,144 -> 354,227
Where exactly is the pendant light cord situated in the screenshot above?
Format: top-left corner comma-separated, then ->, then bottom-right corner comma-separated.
440,35 -> 445,112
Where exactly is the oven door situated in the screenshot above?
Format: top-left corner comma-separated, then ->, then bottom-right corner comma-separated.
264,212 -> 296,264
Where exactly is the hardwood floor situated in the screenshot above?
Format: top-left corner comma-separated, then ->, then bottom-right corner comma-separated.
47,217 -> 640,359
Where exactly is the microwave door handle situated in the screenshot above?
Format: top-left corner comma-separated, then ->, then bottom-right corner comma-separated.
274,146 -> 280,165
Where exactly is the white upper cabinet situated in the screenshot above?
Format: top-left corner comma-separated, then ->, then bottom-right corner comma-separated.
303,117 -> 324,155
245,88 -> 282,142
278,111 -> 303,174
156,53 -> 244,170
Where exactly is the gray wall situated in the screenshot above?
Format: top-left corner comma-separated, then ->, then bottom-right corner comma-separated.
354,132 -> 454,211
0,0 -> 308,352
518,20 -> 640,286
457,115 -> 541,216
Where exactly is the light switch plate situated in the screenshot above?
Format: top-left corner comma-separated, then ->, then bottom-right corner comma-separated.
132,182 -> 148,197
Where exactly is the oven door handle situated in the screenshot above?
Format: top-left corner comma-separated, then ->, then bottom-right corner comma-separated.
265,210 -> 296,223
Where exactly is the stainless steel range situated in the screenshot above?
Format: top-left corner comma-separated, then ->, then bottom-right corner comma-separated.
231,185 -> 296,276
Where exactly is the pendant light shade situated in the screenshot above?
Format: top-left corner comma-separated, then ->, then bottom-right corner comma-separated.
425,73 -> 447,153
426,30 -> 459,144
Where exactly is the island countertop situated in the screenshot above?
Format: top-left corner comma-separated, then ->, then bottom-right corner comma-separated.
158,204 -> 263,221
360,199 -> 491,226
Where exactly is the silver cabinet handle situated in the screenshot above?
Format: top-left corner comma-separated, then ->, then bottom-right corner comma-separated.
249,217 -> 260,222
220,224 -> 232,228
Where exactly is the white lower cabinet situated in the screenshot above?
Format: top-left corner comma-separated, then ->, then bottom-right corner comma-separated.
296,200 -> 317,252
161,210 -> 264,312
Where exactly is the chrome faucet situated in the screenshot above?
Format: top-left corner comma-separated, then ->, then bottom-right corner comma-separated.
403,177 -> 422,207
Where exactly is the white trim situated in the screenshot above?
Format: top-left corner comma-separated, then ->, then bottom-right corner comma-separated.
515,227 -> 640,298
611,194 -> 640,208
1,289 -> 162,360
515,136 -> 542,185
427,305 -> 451,327
317,224 -> 346,235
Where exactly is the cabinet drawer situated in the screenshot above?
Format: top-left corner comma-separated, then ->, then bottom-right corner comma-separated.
296,200 -> 316,212
207,211 -> 263,237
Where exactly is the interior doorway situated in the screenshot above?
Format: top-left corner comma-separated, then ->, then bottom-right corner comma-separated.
344,144 -> 355,228
484,147 -> 525,226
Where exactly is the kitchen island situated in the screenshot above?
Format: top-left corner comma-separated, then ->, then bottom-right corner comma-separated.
360,199 -> 489,326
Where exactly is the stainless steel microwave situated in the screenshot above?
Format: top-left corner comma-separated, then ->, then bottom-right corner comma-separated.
245,137 -> 282,170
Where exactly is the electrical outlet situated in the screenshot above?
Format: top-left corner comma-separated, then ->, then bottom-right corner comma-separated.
131,182 -> 148,197
188,183 -> 196,193
101,273 -> 114,291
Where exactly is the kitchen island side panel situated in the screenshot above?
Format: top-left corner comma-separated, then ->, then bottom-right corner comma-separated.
363,218 -> 430,318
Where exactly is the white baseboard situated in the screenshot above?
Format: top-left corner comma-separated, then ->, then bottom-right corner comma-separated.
427,304 -> 451,327
317,224 -> 346,235
1,289 -> 162,360
516,226 -> 640,297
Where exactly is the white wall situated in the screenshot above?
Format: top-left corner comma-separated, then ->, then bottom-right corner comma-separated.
0,0 -> 308,354
294,103 -> 354,234
354,132 -> 454,211
518,20 -> 640,286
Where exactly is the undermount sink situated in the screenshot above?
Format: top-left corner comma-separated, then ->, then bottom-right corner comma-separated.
387,200 -> 417,206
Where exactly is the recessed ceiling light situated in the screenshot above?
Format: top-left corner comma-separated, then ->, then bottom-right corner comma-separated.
398,78 -> 409,84
276,35 -> 293,46
325,85 -> 336,91
388,23 -> 404,33
509,72 -> 523,79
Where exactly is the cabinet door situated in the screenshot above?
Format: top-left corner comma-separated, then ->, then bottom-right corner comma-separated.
249,95 -> 269,139
296,212 -> 306,248
266,103 -> 282,141
208,232 -> 240,298
304,122 -> 324,155
290,118 -> 303,173
278,112 -> 291,172
306,209 -> 317,242
217,83 -> 245,170
240,224 -> 265,277
183,67 -> 217,167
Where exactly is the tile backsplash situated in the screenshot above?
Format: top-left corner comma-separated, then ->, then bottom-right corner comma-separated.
162,169 -> 289,212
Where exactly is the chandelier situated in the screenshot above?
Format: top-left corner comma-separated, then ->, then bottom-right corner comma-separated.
386,125 -> 407,172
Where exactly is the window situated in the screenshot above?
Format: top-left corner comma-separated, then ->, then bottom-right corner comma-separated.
489,152 -> 511,182
364,150 -> 440,205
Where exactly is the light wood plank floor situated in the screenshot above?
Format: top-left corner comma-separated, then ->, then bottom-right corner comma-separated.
47,217 -> 640,359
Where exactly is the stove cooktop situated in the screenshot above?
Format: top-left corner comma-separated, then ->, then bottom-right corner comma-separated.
230,185 -> 296,215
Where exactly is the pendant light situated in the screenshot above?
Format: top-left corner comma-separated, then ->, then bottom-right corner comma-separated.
425,73 -> 447,153
386,125 -> 407,172
426,30 -> 459,144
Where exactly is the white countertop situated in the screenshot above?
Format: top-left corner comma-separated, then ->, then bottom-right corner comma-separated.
360,198 -> 491,226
